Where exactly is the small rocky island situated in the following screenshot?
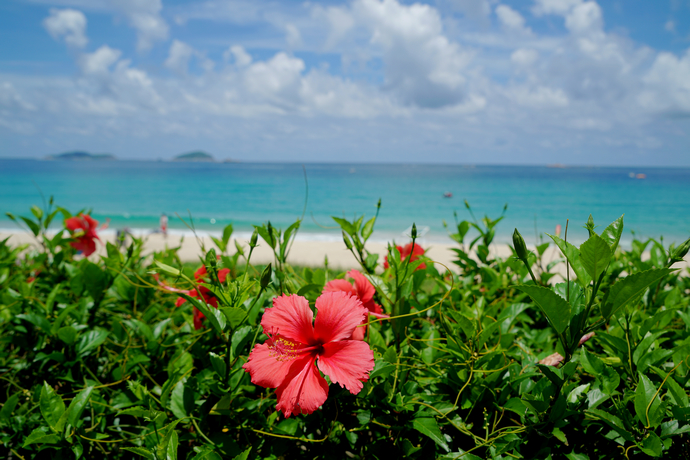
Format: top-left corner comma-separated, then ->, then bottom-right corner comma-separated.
172,151 -> 215,162
46,151 -> 116,160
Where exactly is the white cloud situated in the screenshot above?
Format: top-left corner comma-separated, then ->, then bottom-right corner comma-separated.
224,45 -> 252,67
495,5 -> 532,35
79,45 -> 122,75
354,0 -> 474,108
510,86 -> 569,108
285,24 -> 302,48
532,0 -> 582,16
43,8 -> 88,48
639,49 -> 690,113
564,1 -> 603,35
511,48 -> 539,67
110,0 -> 169,51
244,52 -> 305,105
165,40 -> 194,74
664,20 -> 675,33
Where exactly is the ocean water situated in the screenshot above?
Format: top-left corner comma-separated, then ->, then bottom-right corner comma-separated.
1,160 -> 689,246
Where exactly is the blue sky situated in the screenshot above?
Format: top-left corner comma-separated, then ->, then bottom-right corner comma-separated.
1,0 -> 689,165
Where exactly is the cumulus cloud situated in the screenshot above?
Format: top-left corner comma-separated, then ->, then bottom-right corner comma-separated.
495,5 -> 532,35
3,0 -> 690,165
79,45 -> 122,76
354,0 -> 474,108
224,45 -> 252,67
639,49 -> 690,114
511,48 -> 539,67
43,8 -> 88,48
111,0 -> 169,51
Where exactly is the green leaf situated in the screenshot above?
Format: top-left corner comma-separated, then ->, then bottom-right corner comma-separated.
75,328 -> 109,357
332,217 -> 355,235
602,268 -> 673,318
122,448 -> 156,459
181,292 -> 225,334
635,374 -> 661,428
156,421 -> 180,460
639,432 -> 663,457
170,381 -> 194,420
579,234 -> 612,281
23,427 -> 61,447
232,448 -> 251,460
41,381 -> 66,433
665,374 -> 689,407
547,233 -> 591,287
20,216 -> 40,236
66,386 -> 94,430
515,285 -> 571,334
0,393 -> 20,421
552,427 -> 568,445
166,429 -> 178,460
231,325 -> 253,359
411,417 -> 449,452
190,448 -> 222,460
600,215 -> 624,254
82,261 -> 108,303
362,217 -> 376,240
220,307 -> 246,329
209,352 -> 226,378
57,326 -> 78,345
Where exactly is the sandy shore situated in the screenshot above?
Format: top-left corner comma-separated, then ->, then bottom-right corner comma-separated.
2,231 -> 686,278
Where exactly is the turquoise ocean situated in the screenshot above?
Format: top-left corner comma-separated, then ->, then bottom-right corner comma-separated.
1,160 -> 689,246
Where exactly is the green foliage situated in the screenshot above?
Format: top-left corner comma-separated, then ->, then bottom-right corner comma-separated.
1,202 -> 689,459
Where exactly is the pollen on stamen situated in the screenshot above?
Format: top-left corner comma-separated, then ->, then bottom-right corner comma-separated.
268,337 -> 300,362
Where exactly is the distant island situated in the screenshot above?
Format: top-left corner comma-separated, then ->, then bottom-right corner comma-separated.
46,151 -> 116,161
172,151 -> 215,162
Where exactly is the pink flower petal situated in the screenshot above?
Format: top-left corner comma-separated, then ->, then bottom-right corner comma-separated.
313,291 -> 367,343
242,342 -> 296,389
275,356 -> 328,418
323,279 -> 357,297
348,270 -> 375,305
262,294 -> 315,345
317,340 -> 374,394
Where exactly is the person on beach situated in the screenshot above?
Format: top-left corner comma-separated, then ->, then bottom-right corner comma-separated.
160,213 -> 168,237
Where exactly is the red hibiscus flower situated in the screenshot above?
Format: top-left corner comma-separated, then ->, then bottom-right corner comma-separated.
383,242 -> 426,270
243,292 -> 375,418
323,270 -> 388,340
154,262 -> 230,330
65,214 -> 103,256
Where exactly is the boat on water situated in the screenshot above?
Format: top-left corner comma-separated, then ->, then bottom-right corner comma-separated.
443,191 -> 453,198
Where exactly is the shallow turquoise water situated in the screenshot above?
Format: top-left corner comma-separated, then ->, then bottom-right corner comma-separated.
1,160 -> 688,245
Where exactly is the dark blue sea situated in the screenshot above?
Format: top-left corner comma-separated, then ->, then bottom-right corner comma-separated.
1,160 -> 688,246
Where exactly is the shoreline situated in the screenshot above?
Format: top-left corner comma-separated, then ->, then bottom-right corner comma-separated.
2,230 -> 687,277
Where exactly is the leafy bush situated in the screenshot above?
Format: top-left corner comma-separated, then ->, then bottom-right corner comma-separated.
1,201 -> 689,459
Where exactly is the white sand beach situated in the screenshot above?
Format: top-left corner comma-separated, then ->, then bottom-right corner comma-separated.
2,231 -> 686,279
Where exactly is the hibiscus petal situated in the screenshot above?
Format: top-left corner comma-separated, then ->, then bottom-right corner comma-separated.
322,279 -> 356,297
65,216 -> 82,231
218,268 -> 230,283
313,291 -> 366,343
242,342 -> 295,388
262,294 -> 315,345
347,270 -> 375,304
275,356 -> 328,418
317,340 -> 374,394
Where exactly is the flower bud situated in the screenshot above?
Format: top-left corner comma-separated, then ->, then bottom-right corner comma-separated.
672,237 -> 690,262
512,228 -> 528,261
249,229 -> 259,248
411,223 -> 418,240
260,263 -> 272,289
342,231 -> 353,250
